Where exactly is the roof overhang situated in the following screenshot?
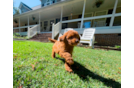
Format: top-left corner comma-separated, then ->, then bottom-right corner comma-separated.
14,0 -> 81,18
19,2 -> 33,11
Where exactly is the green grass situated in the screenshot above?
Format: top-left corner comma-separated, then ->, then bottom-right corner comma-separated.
13,41 -> 121,88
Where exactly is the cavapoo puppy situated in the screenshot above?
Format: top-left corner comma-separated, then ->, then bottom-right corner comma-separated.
48,30 -> 80,72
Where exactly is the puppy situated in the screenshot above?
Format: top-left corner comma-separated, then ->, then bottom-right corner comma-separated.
48,30 -> 80,72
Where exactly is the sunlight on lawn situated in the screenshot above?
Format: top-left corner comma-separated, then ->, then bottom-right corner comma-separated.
13,41 -> 121,88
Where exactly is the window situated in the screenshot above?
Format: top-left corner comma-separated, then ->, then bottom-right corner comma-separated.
44,21 -> 48,27
42,4 -> 44,7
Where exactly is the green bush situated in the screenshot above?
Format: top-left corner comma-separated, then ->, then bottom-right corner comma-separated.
115,45 -> 121,49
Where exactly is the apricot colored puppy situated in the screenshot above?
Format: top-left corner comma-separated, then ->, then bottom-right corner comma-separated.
48,30 -> 80,72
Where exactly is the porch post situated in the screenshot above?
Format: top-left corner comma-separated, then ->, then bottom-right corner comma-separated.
28,16 -> 29,27
39,12 -> 40,33
19,18 -> 20,33
27,16 -> 29,37
60,6 -> 63,30
80,0 -> 86,29
109,0 -> 118,27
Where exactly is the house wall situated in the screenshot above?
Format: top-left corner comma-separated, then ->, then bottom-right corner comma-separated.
41,0 -> 59,7
41,0 -> 47,6
95,34 -> 121,46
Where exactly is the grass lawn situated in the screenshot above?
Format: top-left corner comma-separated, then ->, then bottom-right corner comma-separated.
13,41 -> 121,88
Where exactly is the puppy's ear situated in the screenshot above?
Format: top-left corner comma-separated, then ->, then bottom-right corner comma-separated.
59,32 -> 67,42
59,35 -> 66,42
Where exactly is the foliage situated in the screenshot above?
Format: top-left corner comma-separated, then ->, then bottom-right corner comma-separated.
13,1 -> 20,15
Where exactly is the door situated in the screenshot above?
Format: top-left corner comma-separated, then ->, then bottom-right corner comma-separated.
43,21 -> 48,32
50,20 -> 54,31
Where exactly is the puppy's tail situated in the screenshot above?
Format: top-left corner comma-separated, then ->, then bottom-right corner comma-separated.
48,37 -> 57,43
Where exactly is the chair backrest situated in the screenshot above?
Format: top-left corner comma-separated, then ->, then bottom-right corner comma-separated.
64,28 -> 74,33
81,28 -> 95,39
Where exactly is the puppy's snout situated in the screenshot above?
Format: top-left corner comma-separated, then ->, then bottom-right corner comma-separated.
75,39 -> 79,43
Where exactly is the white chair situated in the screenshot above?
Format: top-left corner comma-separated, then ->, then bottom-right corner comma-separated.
58,28 -> 74,41
80,28 -> 96,48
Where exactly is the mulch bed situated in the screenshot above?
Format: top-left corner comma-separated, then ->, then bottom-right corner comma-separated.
78,44 -> 121,51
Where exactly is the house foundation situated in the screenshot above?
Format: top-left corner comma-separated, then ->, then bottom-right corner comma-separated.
95,34 -> 121,46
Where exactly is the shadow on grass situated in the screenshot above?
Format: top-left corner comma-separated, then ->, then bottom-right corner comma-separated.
55,57 -> 121,88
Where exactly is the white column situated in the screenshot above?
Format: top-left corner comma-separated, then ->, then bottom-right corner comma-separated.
80,0 -> 86,29
27,16 -> 29,37
109,0 -> 118,27
39,12 -> 40,33
60,6 -> 63,30
28,16 -> 29,26
19,18 -> 20,33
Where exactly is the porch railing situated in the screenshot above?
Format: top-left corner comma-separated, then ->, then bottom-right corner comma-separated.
52,22 -> 61,39
28,24 -> 40,38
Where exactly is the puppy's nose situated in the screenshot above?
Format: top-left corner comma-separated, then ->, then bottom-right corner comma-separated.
75,39 -> 79,43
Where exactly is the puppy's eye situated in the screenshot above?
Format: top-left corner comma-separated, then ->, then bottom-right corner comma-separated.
69,36 -> 73,39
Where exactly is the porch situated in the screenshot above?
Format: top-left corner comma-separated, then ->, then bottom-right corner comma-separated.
13,0 -> 121,38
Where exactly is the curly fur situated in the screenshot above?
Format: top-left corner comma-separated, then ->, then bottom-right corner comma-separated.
48,30 -> 80,72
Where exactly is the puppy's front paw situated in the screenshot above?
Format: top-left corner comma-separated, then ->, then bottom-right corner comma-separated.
65,62 -> 73,72
66,57 -> 74,65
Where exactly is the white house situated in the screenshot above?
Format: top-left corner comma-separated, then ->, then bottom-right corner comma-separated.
13,0 -> 121,46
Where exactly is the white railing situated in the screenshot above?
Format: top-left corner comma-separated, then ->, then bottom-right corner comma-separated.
52,22 -> 61,39
28,24 -> 40,38
61,13 -> 121,24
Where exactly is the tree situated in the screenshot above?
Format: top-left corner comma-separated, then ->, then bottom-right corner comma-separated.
13,1 -> 20,15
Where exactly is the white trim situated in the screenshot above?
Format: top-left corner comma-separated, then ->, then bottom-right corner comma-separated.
110,0 -> 118,27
